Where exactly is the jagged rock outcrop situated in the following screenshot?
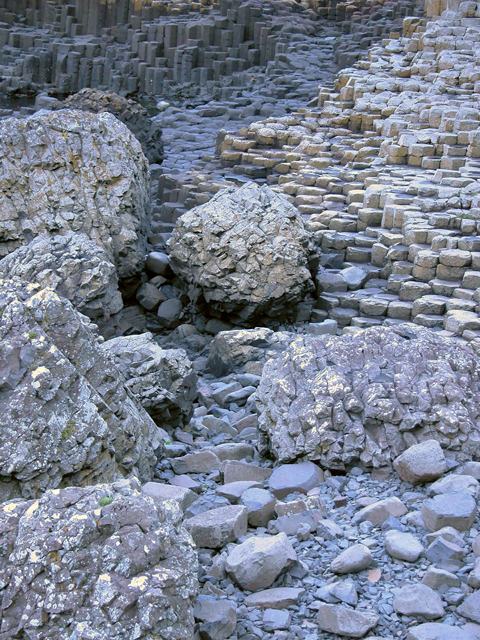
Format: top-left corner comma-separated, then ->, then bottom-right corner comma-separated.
0,278 -> 165,503
100,332 -> 197,429
0,477 -> 198,640
56,89 -> 164,165
257,325 -> 480,469
0,232 -> 123,324
0,109 -> 149,280
168,182 -> 315,324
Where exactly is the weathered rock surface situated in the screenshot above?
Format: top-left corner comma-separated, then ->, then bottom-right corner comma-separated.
194,595 -> 237,640
406,623 -> 477,640
421,493 -> 477,532
57,88 -> 164,164
0,478 -> 198,639
184,505 -> 248,549
169,182 -> 315,324
0,110 -> 149,280
316,604 -> 379,638
225,532 -> 297,591
208,327 -> 296,377
100,332 -> 197,429
385,530 -> 424,562
394,441 -> 448,485
268,461 -> 324,499
0,232 -> 123,324
393,584 -> 445,619
257,325 -> 480,468
330,544 -> 372,574
0,279 -> 164,502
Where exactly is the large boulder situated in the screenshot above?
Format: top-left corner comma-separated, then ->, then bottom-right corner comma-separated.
57,88 -> 164,164
0,232 -> 123,324
0,278 -> 166,502
257,325 -> 480,469
168,182 -> 315,324
100,332 -> 197,429
0,478 -> 198,640
0,109 -> 149,280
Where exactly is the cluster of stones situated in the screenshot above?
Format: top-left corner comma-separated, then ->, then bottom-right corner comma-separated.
154,0 -> 480,344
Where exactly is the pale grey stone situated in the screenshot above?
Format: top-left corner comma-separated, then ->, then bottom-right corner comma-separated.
184,505 -> 248,549
393,584 -> 445,619
394,440 -> 448,486
385,530 -> 424,562
421,493 -> 477,532
316,604 -> 379,638
268,461 -> 324,499
330,544 -> 372,574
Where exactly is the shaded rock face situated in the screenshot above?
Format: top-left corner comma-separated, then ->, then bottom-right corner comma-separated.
0,109 -> 149,280
169,182 -> 315,325
257,325 -> 480,469
100,332 -> 197,430
0,478 -> 198,640
0,232 -> 123,324
0,279 -> 165,503
57,88 -> 164,165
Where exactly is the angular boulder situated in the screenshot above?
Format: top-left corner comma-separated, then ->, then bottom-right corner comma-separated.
225,532 -> 297,591
0,110 -> 149,279
0,232 -> 123,325
0,279 -> 165,502
100,332 -> 197,429
0,478 -> 198,640
169,182 -> 314,324
184,505 -> 248,549
257,325 -> 480,468
268,461 -> 324,499
316,604 -> 378,638
393,440 -> 448,485
57,88 -> 164,164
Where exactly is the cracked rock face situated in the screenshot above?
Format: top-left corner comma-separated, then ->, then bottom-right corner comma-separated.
256,325 -> 480,469
0,278 -> 165,503
168,182 -> 315,324
0,231 -> 123,324
0,477 -> 198,640
100,332 -> 197,430
57,88 -> 164,165
0,109 -> 149,280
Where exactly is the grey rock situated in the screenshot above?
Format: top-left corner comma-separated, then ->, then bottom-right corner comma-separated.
257,326 -> 480,468
169,182 -> 314,324
353,497 -> 407,525
269,509 -> 327,536
208,443 -> 254,462
316,604 -> 379,638
330,544 -> 372,574
0,110 -> 149,279
0,232 -> 122,325
142,482 -> 197,511
184,494 -> 231,519
244,587 -> 305,609
406,623 -> 477,640
425,537 -> 466,563
467,558 -> 480,589
222,461 -> 272,484
184,505 -> 248,549
146,251 -> 172,277
342,266 -> 370,290
393,584 -> 445,619
458,590 -> 480,624
0,478 -> 198,640
225,532 -> 297,591
394,441 -> 448,485
330,581 -> 359,606
422,567 -> 461,590
208,327 -> 295,377
421,493 -> 477,532
268,461 -> 324,499
428,474 -> 479,498
240,488 -> 277,527
263,608 -> 292,631
171,451 -> 221,475
136,282 -> 166,311
157,298 -> 183,329
216,481 -> 263,503
385,530 -> 424,562
57,88 -> 164,164
194,595 -> 237,640
0,279 -> 164,502
459,462 -> 480,480
100,332 -> 197,429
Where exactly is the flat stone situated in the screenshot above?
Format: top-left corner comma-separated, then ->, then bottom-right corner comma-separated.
222,461 -> 272,484
428,474 -> 479,498
216,481 -> 263,503
262,608 -> 292,631
458,590 -> 480,624
385,530 -> 424,562
422,567 -> 461,590
394,440 -> 448,485
393,584 -> 445,619
406,623 -> 477,640
353,497 -> 407,525
425,537 -> 466,563
330,544 -> 372,574
225,532 -> 297,592
421,493 -> 477,532
184,505 -> 248,549
244,587 -> 305,609
142,482 -> 197,511
171,451 -> 221,474
316,604 -> 379,638
194,596 -> 237,640
268,461 -> 324,499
